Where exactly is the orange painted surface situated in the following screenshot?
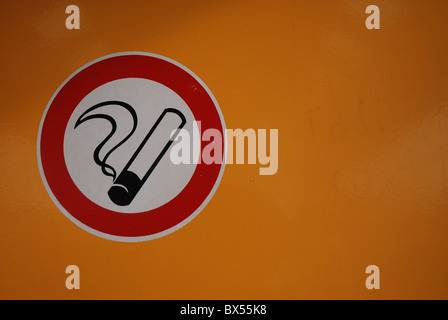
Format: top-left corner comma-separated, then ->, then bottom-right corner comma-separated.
0,0 -> 447,299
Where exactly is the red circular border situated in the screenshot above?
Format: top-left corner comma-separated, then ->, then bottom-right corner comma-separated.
39,54 -> 224,238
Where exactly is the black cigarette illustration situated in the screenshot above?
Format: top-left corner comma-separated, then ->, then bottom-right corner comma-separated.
108,108 -> 186,206
75,102 -> 186,207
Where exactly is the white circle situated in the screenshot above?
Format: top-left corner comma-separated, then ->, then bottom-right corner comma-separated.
38,52 -> 227,242
64,78 -> 199,213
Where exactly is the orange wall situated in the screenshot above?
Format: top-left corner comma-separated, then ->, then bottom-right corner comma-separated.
0,0 -> 447,299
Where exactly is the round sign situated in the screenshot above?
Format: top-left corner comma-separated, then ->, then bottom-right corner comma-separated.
37,52 -> 226,242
